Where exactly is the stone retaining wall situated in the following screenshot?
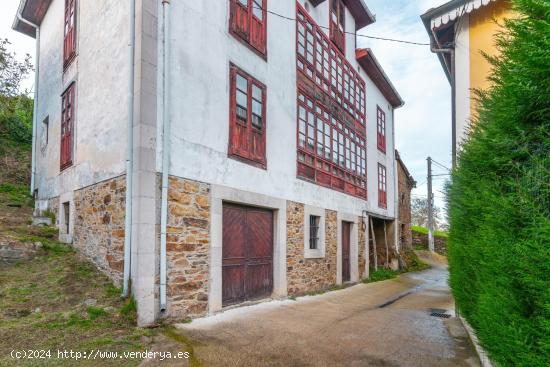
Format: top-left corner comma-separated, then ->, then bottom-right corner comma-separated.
0,239 -> 42,263
286,202 -> 337,296
166,176 -> 210,320
73,175 -> 126,285
412,230 -> 448,256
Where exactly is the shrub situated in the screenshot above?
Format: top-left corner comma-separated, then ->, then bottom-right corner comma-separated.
447,1 -> 550,366
362,268 -> 398,283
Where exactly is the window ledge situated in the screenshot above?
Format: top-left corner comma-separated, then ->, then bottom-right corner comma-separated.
304,248 -> 325,259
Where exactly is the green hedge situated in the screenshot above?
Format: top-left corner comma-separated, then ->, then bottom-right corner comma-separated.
447,1 -> 550,366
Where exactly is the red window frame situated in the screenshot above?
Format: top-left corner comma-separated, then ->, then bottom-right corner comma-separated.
63,0 -> 77,67
229,0 -> 268,57
378,163 -> 387,208
296,4 -> 366,126
377,106 -> 386,153
60,83 -> 75,171
297,90 -> 367,199
329,0 -> 345,53
229,64 -> 267,168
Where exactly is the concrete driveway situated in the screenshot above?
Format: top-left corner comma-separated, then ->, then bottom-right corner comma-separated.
175,252 -> 481,367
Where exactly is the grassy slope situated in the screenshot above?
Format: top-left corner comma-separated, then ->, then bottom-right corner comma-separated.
411,225 -> 448,238
0,201 -> 147,366
0,191 -> 194,366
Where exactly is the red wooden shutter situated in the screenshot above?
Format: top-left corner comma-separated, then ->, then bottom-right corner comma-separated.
378,164 -> 387,208
249,0 -> 266,54
330,0 -> 345,54
229,65 -> 267,167
231,0 -> 250,41
377,107 -> 386,153
229,67 -> 249,158
63,0 -> 77,66
230,0 -> 267,56
249,82 -> 266,164
60,84 -> 75,170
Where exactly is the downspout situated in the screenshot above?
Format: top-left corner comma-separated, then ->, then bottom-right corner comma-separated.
17,13 -> 39,196
392,109 -> 399,254
122,0 -> 136,298
159,0 -> 171,313
430,28 -> 456,168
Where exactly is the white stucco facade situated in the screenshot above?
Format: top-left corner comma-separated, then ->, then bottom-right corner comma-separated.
164,0 -> 397,220
454,13 -> 471,148
33,0 -> 131,203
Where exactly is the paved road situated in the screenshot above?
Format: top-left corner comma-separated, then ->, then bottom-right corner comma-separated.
176,252 -> 481,367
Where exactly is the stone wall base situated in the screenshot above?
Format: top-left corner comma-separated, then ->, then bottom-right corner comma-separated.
73,175 -> 127,285
165,176 -> 210,320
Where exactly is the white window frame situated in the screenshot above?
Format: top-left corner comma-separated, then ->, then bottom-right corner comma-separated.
304,205 -> 326,259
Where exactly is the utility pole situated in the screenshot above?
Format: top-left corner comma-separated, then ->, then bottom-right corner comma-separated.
427,157 -> 435,252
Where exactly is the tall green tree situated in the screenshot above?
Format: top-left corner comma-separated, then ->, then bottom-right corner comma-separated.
447,1 -> 550,366
0,38 -> 34,185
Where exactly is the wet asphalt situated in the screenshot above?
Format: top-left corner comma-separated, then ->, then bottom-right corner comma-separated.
176,252 -> 481,367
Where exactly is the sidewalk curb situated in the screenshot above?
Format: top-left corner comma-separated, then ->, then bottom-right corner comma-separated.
458,315 -> 496,367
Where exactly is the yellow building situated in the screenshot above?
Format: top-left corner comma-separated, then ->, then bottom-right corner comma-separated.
421,0 -> 514,165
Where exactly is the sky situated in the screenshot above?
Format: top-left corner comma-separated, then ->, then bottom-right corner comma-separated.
1,0 -> 452,216
357,0 -> 453,215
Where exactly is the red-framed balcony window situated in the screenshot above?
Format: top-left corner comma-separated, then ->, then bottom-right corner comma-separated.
377,106 -> 386,153
297,91 -> 367,199
378,163 -> 387,208
296,5 -> 366,126
330,0 -> 345,53
60,83 -> 75,170
229,0 -> 267,57
63,0 -> 77,67
229,64 -> 267,168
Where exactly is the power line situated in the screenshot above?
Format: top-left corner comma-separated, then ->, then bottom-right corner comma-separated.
431,159 -> 451,171
255,6 -> 430,46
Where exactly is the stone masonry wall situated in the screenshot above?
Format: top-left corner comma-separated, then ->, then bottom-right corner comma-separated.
286,201 -> 337,296
73,175 -> 126,285
412,230 -> 448,256
397,159 -> 414,251
47,196 -> 60,227
166,176 -> 210,320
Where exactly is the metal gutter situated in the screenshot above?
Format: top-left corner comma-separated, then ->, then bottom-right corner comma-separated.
122,0 -> 136,298
159,0 -> 172,313
16,10 -> 39,196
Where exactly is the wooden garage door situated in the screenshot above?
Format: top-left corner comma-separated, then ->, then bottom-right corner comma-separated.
222,204 -> 273,306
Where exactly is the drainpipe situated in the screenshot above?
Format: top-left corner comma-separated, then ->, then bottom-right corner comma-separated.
17,13 -> 39,197
159,0 -> 172,313
122,0 -> 136,298
430,28 -> 456,168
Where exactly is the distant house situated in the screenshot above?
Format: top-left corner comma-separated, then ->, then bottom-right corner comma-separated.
421,0 -> 515,164
395,151 -> 415,251
14,0 -> 404,326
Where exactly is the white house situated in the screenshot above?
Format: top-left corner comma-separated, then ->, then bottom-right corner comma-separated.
14,0 -> 404,326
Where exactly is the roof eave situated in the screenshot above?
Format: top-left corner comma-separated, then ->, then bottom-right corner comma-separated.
12,0 -> 52,38
12,0 -> 36,38
420,13 -> 453,83
310,0 -> 376,30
